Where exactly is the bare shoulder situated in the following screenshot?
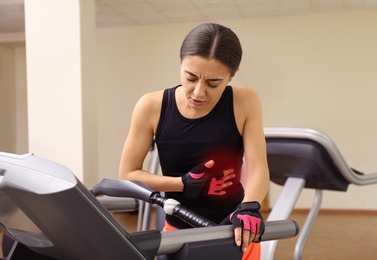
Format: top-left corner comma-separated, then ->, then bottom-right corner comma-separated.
232,85 -> 259,99
232,86 -> 263,135
136,90 -> 163,108
232,85 -> 261,109
132,90 -> 164,134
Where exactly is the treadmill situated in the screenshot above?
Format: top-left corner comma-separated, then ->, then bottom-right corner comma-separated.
0,152 -> 298,260
262,127 -> 377,260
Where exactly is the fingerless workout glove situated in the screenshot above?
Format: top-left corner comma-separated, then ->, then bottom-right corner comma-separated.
220,201 -> 265,243
181,162 -> 224,199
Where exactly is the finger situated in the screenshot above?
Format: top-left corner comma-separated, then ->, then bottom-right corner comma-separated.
234,227 -> 242,247
212,191 -> 226,195
189,162 -> 208,174
204,160 -> 215,169
222,172 -> 235,188
223,173 -> 236,182
223,168 -> 234,176
222,180 -> 233,189
252,233 -> 261,243
242,229 -> 251,253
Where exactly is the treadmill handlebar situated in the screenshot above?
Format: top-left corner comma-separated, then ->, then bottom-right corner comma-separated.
161,197 -> 216,227
157,219 -> 299,255
97,197 -> 139,212
92,179 -> 217,228
91,178 -> 299,257
91,178 -> 159,202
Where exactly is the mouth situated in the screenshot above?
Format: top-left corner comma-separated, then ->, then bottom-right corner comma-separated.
190,97 -> 206,107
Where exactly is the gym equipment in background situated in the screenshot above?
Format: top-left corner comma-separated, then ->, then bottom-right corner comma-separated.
262,127 -> 377,260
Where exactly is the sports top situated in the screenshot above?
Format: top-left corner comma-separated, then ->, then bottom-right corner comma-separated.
155,85 -> 244,228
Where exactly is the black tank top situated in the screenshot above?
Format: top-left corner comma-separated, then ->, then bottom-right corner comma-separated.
155,85 -> 244,228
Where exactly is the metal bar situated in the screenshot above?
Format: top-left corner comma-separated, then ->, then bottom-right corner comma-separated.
97,197 -> 139,212
158,219 -> 299,255
294,189 -> 322,260
261,177 -> 305,260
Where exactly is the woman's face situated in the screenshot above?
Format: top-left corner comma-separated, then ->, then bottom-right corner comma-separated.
180,55 -> 234,113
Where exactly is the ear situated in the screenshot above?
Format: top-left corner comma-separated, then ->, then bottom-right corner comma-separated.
229,68 -> 240,82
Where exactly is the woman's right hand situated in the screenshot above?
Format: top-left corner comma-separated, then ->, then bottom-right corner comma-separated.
181,160 -> 235,199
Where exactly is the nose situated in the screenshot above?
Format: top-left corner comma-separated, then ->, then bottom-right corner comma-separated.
192,81 -> 206,98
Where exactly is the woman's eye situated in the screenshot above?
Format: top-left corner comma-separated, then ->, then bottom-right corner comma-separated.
187,78 -> 196,82
207,83 -> 218,88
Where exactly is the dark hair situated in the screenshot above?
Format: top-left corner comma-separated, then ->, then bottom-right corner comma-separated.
180,23 -> 242,76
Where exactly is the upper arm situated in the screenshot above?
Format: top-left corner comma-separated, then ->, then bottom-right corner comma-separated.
241,88 -> 267,168
234,87 -> 269,196
119,91 -> 162,178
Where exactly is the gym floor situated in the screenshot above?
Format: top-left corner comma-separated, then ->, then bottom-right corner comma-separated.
1,209 -> 377,259
271,210 -> 377,259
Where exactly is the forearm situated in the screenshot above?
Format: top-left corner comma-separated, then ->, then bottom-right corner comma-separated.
242,168 -> 270,204
120,169 -> 184,192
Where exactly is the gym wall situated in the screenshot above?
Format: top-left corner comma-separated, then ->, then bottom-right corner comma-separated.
95,8 -> 377,210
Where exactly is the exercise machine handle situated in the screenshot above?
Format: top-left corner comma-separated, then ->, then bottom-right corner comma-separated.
92,179 -> 216,227
155,196 -> 216,227
91,178 -> 159,202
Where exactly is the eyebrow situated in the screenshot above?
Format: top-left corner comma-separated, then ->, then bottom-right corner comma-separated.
184,70 -> 223,82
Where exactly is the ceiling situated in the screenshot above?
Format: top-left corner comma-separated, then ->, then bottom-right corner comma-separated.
0,0 -> 377,33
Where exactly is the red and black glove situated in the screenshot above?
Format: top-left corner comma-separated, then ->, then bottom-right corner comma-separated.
181,161 -> 224,199
220,201 -> 265,243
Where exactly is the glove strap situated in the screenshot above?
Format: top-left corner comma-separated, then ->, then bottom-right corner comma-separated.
237,201 -> 261,211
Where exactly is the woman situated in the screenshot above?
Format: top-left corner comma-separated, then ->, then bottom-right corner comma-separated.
119,23 -> 270,259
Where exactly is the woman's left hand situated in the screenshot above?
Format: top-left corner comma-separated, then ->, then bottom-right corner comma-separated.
220,201 -> 265,252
